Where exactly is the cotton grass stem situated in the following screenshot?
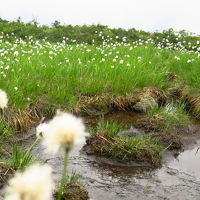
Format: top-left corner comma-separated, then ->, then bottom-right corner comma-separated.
23,136 -> 41,161
58,151 -> 68,200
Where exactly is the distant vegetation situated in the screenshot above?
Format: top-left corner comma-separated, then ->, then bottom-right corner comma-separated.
0,17 -> 199,50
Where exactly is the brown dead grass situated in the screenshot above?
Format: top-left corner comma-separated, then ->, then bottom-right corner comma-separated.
1,105 -> 56,132
1,85 -> 200,135
79,87 -> 168,115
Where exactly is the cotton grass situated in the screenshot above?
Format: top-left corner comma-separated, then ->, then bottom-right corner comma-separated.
36,122 -> 48,137
39,111 -> 88,155
4,164 -> 54,200
36,111 -> 88,200
0,89 -> 8,109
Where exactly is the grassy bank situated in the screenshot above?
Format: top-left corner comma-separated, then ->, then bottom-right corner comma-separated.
0,34 -> 199,111
0,33 -> 199,181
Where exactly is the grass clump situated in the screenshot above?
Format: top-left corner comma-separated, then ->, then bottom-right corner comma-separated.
88,134 -> 164,167
87,120 -> 164,167
54,171 -> 89,200
147,102 -> 191,131
0,137 -> 38,184
0,119 -> 13,156
0,119 -> 13,141
55,184 -> 89,200
10,145 -> 36,170
90,120 -> 126,138
0,144 -> 37,182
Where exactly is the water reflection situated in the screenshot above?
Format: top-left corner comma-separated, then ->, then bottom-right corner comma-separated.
168,147 -> 200,177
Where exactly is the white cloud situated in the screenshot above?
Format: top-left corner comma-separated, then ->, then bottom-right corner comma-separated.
0,0 -> 200,34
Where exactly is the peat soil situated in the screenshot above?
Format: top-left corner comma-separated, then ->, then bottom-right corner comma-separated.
1,112 -> 200,200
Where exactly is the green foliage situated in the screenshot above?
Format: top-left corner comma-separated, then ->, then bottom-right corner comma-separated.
89,120 -> 164,166
91,133 -> 164,166
144,185 -> 152,191
0,119 -> 13,153
66,171 -> 81,184
0,17 -> 199,50
1,36 -> 199,110
147,102 -> 191,130
11,145 -> 35,170
0,119 -> 13,140
92,120 -> 126,138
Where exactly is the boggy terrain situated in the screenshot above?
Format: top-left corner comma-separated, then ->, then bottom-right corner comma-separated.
2,117 -> 200,200
1,102 -> 200,199
0,32 -> 200,199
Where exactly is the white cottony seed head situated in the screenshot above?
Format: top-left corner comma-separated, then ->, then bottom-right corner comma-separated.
4,164 -> 54,200
0,89 -> 8,109
39,111 -> 89,155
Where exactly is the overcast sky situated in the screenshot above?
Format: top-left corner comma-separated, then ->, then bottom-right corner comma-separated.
1,0 -> 200,34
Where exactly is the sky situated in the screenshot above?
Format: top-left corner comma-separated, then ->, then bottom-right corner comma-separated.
0,0 -> 200,34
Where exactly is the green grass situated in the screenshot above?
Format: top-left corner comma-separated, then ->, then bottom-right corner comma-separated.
147,102 -> 191,130
0,34 -> 199,111
87,120 -> 164,166
0,144 -> 37,173
10,145 -> 36,170
90,134 -> 164,166
0,119 -> 13,140
0,33 -> 199,169
55,183 -> 89,200
89,119 -> 126,138
66,170 -> 81,185
0,119 -> 13,154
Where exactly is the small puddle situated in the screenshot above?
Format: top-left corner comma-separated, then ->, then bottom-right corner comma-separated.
168,146 -> 200,178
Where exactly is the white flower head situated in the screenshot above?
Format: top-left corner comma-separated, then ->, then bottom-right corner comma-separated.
41,111 -> 89,154
4,164 -> 54,200
174,56 -> 180,60
119,59 -> 124,64
14,51 -> 19,56
36,122 -> 48,137
5,65 -> 10,70
0,89 -> 8,109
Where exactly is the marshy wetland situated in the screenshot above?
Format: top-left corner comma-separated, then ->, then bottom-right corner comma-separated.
0,31 -> 200,199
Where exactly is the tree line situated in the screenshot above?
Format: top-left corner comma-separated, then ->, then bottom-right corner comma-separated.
0,17 -> 199,49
